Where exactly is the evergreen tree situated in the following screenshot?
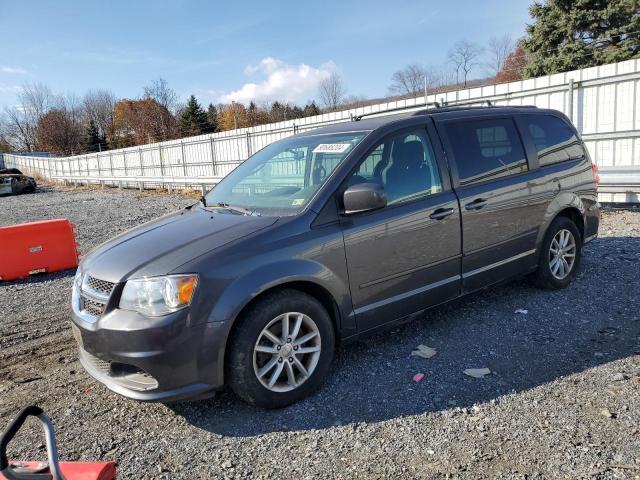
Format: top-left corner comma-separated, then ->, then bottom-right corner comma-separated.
523,0 -> 640,77
81,119 -> 102,153
179,95 -> 210,137
269,101 -> 286,122
303,101 -> 321,117
206,103 -> 219,133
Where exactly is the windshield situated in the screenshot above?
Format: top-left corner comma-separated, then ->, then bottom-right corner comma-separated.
205,131 -> 368,216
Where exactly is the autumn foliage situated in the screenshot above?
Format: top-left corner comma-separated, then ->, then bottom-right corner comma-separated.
495,44 -> 528,83
112,98 -> 178,148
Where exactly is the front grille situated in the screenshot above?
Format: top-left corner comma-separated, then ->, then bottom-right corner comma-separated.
78,274 -> 114,320
80,295 -> 105,317
86,276 -> 115,296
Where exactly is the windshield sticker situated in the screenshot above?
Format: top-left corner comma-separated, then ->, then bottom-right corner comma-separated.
292,198 -> 305,206
313,143 -> 351,154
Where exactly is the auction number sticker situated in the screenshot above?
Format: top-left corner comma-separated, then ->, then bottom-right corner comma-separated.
313,143 -> 351,154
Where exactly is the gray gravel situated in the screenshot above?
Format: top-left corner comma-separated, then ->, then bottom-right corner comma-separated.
1,184 -> 639,479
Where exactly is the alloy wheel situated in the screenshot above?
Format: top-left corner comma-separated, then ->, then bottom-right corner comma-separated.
549,229 -> 576,280
252,312 -> 321,392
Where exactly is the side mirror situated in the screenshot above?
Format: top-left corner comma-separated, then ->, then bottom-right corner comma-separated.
342,182 -> 387,215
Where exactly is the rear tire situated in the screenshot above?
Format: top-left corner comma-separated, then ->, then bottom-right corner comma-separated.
226,289 -> 335,408
533,216 -> 582,290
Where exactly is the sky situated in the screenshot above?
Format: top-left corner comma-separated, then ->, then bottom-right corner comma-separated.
0,0 -> 532,109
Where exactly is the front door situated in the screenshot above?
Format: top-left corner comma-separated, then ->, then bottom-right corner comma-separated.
340,126 -> 461,333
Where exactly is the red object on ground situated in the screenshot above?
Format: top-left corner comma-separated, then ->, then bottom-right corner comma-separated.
0,461 -> 116,480
0,219 -> 79,281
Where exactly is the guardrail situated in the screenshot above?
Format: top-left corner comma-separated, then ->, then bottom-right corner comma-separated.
4,59 -> 640,203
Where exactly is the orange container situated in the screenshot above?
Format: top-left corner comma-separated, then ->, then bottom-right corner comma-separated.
0,461 -> 116,480
0,219 -> 79,281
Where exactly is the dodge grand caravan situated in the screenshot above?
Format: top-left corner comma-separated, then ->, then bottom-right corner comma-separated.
71,106 -> 600,408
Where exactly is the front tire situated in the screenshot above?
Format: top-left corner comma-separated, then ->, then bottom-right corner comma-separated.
226,289 -> 335,408
533,216 -> 582,290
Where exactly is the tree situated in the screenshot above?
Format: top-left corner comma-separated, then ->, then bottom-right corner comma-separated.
82,89 -> 116,146
207,104 -> 219,132
2,83 -> 55,152
81,119 -> 102,152
495,42 -> 528,83
246,101 -> 269,126
179,95 -> 210,137
523,0 -> 640,77
486,34 -> 516,76
318,72 -> 345,111
113,98 -> 178,147
218,102 -> 248,131
448,40 -> 484,87
303,101 -> 321,117
143,77 -> 178,113
388,64 -> 443,96
36,109 -> 82,155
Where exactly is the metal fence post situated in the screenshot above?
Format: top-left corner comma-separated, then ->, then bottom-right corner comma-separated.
209,137 -> 217,177
567,79 -> 574,121
246,131 -> 252,157
180,141 -> 187,176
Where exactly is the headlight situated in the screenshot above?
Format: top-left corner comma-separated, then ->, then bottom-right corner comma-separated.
119,274 -> 199,317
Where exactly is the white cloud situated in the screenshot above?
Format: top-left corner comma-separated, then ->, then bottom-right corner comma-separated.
219,57 -> 335,105
0,84 -> 22,93
1,66 -> 27,74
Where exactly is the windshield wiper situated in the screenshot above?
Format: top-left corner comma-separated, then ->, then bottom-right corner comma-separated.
211,202 -> 259,216
200,196 -> 207,207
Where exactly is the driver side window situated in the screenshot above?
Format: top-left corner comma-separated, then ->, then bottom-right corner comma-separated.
349,128 -> 442,205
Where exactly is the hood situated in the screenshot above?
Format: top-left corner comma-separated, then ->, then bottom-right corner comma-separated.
81,206 -> 278,282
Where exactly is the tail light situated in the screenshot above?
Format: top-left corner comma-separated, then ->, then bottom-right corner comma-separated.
591,163 -> 600,191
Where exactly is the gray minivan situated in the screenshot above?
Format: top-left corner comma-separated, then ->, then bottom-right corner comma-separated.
71,106 -> 600,408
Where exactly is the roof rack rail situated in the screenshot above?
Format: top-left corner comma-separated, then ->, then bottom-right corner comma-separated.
351,102 -> 443,121
350,99 -> 538,122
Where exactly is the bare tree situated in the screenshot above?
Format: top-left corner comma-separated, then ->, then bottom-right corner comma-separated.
388,64 -> 446,96
448,40 -> 484,87
83,89 -> 116,142
341,95 -> 369,109
486,34 -> 515,76
0,83 -> 54,151
318,73 -> 345,111
143,77 -> 178,113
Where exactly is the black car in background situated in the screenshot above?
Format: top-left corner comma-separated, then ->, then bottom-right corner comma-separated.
71,106 -> 600,408
0,168 -> 37,196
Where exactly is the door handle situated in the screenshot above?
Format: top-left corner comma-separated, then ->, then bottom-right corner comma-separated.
429,207 -> 454,220
464,198 -> 487,211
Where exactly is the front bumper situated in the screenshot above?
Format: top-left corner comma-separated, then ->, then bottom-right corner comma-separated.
70,302 -> 228,402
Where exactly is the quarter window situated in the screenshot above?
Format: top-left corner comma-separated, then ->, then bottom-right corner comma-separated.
521,114 -> 584,166
443,118 -> 528,184
348,129 -> 443,205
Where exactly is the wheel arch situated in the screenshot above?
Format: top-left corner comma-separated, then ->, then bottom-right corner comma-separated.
208,260 -> 351,386
537,193 -> 586,248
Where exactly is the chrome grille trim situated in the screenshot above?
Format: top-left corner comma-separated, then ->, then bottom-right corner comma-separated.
86,276 -> 115,295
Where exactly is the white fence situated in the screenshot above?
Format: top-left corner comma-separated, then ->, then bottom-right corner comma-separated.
3,59 -> 640,203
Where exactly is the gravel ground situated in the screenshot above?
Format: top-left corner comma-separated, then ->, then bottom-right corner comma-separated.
1,184 -> 639,479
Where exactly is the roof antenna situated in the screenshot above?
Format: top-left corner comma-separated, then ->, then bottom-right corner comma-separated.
486,100 -> 493,107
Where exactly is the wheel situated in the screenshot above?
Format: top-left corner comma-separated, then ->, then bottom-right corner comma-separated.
533,216 -> 582,289
226,289 -> 335,408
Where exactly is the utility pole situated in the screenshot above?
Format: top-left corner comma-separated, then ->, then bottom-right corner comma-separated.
424,76 -> 428,105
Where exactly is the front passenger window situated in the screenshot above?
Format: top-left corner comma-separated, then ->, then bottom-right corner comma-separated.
349,129 -> 443,205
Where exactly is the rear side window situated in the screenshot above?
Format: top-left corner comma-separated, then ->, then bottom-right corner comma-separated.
443,118 -> 528,184
520,114 -> 584,166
